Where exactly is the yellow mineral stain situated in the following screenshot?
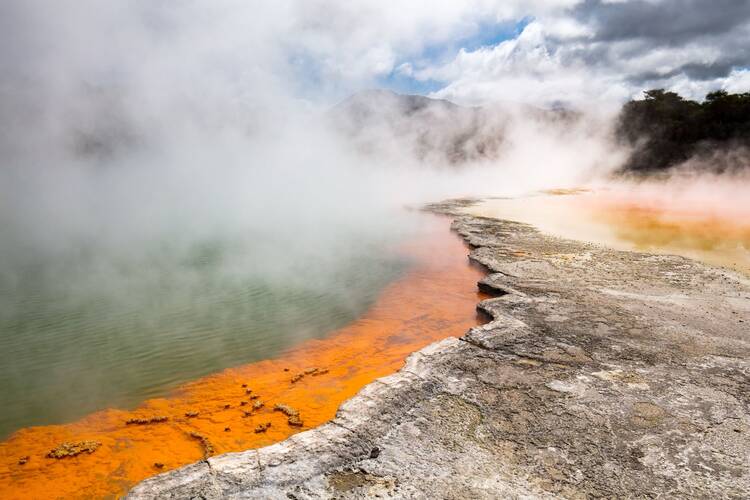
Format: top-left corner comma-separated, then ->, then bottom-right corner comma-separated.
470,188 -> 750,276
0,217 -> 487,499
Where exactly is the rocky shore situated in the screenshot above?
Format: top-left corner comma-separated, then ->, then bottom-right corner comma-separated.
128,199 -> 750,499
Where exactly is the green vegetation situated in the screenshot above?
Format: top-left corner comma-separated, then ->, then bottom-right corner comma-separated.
617,89 -> 750,174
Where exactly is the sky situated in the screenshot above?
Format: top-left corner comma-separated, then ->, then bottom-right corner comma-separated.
396,0 -> 750,106
1,0 -> 749,111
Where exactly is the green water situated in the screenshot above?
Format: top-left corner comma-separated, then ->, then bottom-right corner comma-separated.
0,229 -> 410,438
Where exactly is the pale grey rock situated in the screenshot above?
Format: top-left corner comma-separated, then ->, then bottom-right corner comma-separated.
128,200 -> 750,499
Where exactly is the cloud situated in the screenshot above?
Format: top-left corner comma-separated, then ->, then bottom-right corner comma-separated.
3,0 -> 749,112
420,21 -> 630,107
575,0 -> 750,43
407,0 -> 750,106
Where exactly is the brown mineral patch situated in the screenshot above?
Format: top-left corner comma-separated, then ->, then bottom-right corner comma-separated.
592,369 -> 647,386
287,415 -> 304,427
541,345 -> 591,364
126,416 -> 169,426
514,358 -> 543,367
290,367 -> 327,384
273,404 -> 299,417
188,432 -> 214,459
328,469 -> 394,494
254,422 -> 271,434
630,402 -> 666,427
46,441 -> 101,459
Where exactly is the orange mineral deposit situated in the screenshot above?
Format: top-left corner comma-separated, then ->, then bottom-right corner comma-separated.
0,218 -> 487,499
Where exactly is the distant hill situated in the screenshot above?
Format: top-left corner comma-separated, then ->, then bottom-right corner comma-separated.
329,89 -> 582,167
329,90 -> 508,166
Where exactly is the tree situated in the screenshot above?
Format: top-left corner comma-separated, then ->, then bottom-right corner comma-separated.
616,89 -> 750,174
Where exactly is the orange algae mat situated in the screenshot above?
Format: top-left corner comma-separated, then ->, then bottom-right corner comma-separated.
582,191 -> 750,275
0,217 -> 488,499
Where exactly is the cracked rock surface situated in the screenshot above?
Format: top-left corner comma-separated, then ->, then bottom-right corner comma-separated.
127,200 -> 750,499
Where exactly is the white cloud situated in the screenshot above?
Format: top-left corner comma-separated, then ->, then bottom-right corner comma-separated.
723,69 -> 750,93
402,2 -> 750,107
420,21 -> 630,107
1,0 -> 748,110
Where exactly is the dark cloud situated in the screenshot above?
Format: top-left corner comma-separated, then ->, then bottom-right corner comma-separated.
543,0 -> 750,92
574,0 -> 750,44
680,61 -> 739,81
626,61 -> 739,84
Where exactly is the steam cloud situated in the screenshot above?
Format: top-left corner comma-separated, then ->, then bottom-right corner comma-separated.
0,1 -> 629,285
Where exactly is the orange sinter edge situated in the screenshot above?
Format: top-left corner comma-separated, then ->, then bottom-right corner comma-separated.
0,217 -> 488,499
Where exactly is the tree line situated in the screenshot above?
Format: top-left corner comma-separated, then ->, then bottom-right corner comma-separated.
616,89 -> 750,174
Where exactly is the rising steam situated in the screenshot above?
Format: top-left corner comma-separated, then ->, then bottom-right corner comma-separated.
0,1 -> 669,436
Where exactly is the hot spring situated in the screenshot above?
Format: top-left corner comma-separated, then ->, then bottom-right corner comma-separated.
0,212 -> 417,439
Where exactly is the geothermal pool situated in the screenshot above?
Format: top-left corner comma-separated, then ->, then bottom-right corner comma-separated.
468,188 -> 750,276
0,229 -> 410,440
0,215 -> 487,499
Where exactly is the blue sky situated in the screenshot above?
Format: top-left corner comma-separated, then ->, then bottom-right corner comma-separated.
378,17 -> 533,96
288,16 -> 534,101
